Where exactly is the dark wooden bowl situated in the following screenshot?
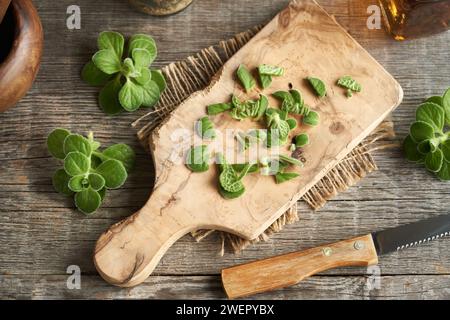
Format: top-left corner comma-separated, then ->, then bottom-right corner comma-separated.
0,0 -> 43,112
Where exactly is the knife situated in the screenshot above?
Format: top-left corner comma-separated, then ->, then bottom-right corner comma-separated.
221,214 -> 450,299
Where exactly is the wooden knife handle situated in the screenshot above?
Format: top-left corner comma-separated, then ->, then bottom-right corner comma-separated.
221,234 -> 378,299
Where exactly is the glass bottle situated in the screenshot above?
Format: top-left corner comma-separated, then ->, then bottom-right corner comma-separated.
379,0 -> 450,40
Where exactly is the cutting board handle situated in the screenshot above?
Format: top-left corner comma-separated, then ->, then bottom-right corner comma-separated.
221,234 -> 379,299
93,192 -> 197,287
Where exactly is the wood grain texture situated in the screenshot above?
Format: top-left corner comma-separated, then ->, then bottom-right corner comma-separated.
0,0 -> 449,299
93,0 -> 402,288
222,234 -> 378,299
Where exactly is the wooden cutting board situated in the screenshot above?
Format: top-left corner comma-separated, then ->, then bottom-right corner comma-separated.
94,0 -> 403,287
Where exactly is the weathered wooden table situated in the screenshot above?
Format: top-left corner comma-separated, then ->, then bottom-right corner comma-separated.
1,0 -> 449,299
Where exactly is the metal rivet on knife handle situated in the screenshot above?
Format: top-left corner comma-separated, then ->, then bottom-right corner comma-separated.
354,240 -> 365,250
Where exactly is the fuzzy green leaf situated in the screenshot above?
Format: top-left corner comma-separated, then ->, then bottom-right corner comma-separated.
128,35 -> 157,64
259,74 -> 272,89
52,169 -> 74,196
99,77 -> 124,115
219,165 -> 244,193
186,145 -> 210,173
151,70 -> 166,92
443,88 -> 450,125
337,76 -> 361,93
207,103 -> 232,115
425,149 -> 444,172
295,133 -> 309,148
101,143 -> 136,173
119,79 -> 144,111
440,140 -> 450,163
196,116 -> 216,140
426,96 -> 443,107
81,61 -> 111,86
275,172 -> 300,184
303,111 -> 320,126
219,184 -> 245,199
135,68 -> 151,85
132,48 -> 152,68
289,89 -> 304,108
307,77 -> 327,97
92,49 -> 121,75
75,188 -> 102,215
416,102 -> 444,133
64,152 -> 90,176
140,80 -> 160,108
68,175 -> 89,192
286,118 -> 297,130
279,154 -> 303,167
410,121 -> 435,143
437,161 -> 450,181
63,134 -> 92,157
403,135 -> 423,162
95,159 -> 127,189
97,31 -> 124,59
236,64 -> 255,92
47,128 -> 71,159
88,173 -> 106,191
258,64 -> 284,76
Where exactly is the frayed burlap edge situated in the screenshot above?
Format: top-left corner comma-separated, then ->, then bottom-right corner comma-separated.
132,26 -> 397,254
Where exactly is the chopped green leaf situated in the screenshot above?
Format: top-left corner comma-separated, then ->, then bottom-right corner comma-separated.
307,77 -> 327,97
196,116 -> 216,140
275,172 -> 300,184
410,121 -> 435,143
186,145 -> 210,172
236,64 -> 255,92
258,64 -> 284,76
207,103 -> 232,115
295,133 -> 309,147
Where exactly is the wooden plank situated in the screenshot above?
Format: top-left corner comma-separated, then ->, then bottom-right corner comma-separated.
1,200 -> 450,276
1,274 -> 449,299
0,0 -> 449,299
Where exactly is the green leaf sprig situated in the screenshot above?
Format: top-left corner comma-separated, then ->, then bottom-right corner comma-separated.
186,145 -> 210,173
82,31 -> 167,115
47,129 -> 135,214
403,88 -> 450,180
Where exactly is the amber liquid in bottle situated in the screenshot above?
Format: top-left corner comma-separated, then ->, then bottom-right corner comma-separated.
379,0 -> 450,40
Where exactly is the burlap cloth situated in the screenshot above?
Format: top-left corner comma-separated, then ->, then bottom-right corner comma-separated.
132,26 -> 397,254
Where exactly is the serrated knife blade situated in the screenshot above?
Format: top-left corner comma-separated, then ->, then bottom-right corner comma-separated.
372,214 -> 450,255
222,214 -> 450,299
